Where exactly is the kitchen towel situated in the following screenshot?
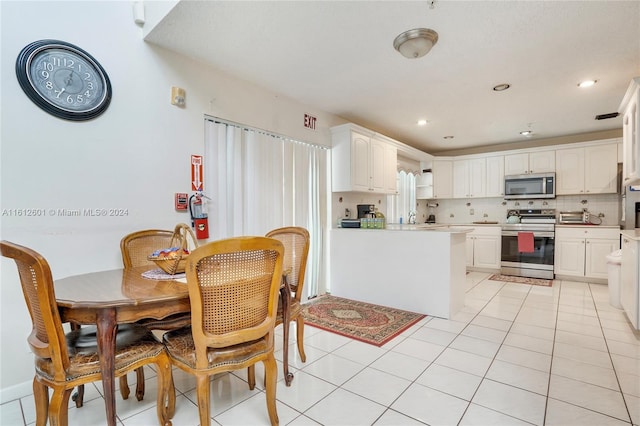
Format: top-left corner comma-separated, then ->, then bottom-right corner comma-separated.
518,232 -> 535,253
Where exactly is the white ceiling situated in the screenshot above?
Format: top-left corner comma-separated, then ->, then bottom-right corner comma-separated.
144,0 -> 640,154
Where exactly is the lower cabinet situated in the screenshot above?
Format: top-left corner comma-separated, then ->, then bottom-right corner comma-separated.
465,226 -> 501,270
554,226 -> 620,280
620,234 -> 639,329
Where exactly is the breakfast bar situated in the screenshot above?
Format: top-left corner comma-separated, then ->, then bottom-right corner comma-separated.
329,225 -> 470,319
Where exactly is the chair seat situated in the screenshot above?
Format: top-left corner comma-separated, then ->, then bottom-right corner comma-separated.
276,298 -> 301,322
163,327 -> 270,370
35,327 -> 165,382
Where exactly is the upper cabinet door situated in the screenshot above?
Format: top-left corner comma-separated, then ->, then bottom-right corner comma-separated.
351,132 -> 372,192
529,151 -> 556,173
468,158 -> 486,197
505,151 -> 555,175
556,148 -> 585,194
504,153 -> 529,175
432,160 -> 453,199
584,144 -> 618,193
556,143 -> 617,195
485,156 -> 505,197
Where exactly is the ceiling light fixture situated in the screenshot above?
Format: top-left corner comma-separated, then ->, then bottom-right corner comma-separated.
417,119 -> 428,126
578,80 -> 597,88
393,28 -> 439,59
493,83 -> 511,92
520,130 -> 533,137
443,135 -> 454,139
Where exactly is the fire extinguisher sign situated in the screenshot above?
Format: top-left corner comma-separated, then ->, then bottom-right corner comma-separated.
191,155 -> 203,191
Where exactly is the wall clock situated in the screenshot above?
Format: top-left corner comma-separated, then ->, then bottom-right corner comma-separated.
15,39 -> 112,121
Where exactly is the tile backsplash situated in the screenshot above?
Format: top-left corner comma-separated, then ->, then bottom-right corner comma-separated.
414,193 -> 620,225
332,192 -> 621,226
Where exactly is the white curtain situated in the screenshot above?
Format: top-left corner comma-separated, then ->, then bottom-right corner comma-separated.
387,170 -> 417,224
204,118 -> 327,298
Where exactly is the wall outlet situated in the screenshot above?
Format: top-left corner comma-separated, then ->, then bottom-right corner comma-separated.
470,208 -> 475,215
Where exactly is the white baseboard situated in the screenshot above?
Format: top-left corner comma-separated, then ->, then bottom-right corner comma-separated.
0,380 -> 32,404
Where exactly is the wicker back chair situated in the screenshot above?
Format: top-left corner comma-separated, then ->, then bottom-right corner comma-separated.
0,240 -> 174,426
265,226 -> 310,363
120,229 -> 175,268
120,229 -> 194,335
162,236 -> 284,426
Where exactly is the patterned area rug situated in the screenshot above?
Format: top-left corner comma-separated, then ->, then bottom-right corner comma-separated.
489,274 -> 553,287
301,295 -> 425,346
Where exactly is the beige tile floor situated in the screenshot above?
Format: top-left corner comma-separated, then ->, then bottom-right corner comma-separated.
1,272 -> 639,425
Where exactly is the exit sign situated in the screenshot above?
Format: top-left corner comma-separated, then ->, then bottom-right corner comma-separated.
304,113 -> 317,130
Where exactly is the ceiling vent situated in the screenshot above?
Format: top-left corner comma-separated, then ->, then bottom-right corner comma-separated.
595,112 -> 620,120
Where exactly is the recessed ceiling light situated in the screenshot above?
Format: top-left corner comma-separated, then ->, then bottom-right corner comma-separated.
520,130 -> 533,136
417,119 -> 428,126
443,135 -> 454,139
493,83 -> 511,92
578,80 -> 597,88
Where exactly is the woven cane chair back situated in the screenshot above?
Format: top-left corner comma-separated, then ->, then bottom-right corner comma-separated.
120,229 -> 174,268
186,236 -> 284,357
1,241 -> 69,375
265,227 -> 310,302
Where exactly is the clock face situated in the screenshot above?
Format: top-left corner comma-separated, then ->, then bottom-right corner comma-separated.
16,40 -> 111,121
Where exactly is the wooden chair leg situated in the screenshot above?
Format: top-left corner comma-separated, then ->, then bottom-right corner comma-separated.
156,358 -> 174,426
263,356 -> 279,426
295,316 -> 306,363
135,366 -> 145,401
32,378 -> 48,426
119,374 -> 131,399
196,374 -> 211,426
71,384 -> 85,408
248,365 -> 256,390
48,388 -> 72,426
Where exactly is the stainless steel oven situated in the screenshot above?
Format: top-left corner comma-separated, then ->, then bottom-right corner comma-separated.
501,209 -> 556,279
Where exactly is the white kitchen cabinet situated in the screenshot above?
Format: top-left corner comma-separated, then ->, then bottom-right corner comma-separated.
331,125 -> 397,194
382,141 -> 398,193
620,231 -> 639,329
464,226 -> 501,270
556,143 -> 618,195
504,150 -> 555,175
453,158 -> 486,199
432,159 -> 453,199
485,155 -> 505,197
619,77 -> 640,186
555,226 -> 620,281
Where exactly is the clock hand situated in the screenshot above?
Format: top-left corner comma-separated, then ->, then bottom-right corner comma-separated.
64,71 -> 74,87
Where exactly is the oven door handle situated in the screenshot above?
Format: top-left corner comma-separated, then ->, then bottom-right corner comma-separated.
501,231 -> 555,238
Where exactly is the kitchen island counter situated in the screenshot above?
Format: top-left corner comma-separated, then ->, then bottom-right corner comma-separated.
330,227 -> 470,319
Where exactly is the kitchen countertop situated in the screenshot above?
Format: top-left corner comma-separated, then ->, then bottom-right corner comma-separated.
621,229 -> 640,240
352,224 -> 473,233
556,224 -> 620,229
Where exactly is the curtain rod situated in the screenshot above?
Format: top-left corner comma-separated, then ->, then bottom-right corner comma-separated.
204,115 -> 329,150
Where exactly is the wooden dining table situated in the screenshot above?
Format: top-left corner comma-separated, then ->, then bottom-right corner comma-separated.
54,265 -> 294,426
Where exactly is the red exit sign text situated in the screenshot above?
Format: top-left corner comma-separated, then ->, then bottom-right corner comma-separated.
304,113 -> 317,130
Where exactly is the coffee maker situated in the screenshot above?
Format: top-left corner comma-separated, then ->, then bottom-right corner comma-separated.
357,204 -> 375,219
426,202 -> 437,223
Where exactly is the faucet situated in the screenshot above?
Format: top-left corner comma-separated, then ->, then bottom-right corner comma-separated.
408,211 -> 416,224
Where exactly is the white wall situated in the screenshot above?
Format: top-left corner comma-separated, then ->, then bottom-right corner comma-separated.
0,0 -> 341,400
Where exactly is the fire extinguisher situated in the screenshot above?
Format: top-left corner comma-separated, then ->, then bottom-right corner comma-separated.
189,192 -> 209,240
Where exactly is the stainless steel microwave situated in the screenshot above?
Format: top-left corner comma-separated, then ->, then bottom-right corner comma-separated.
504,172 -> 556,199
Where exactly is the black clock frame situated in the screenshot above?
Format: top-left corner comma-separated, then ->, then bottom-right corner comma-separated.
15,39 -> 112,121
